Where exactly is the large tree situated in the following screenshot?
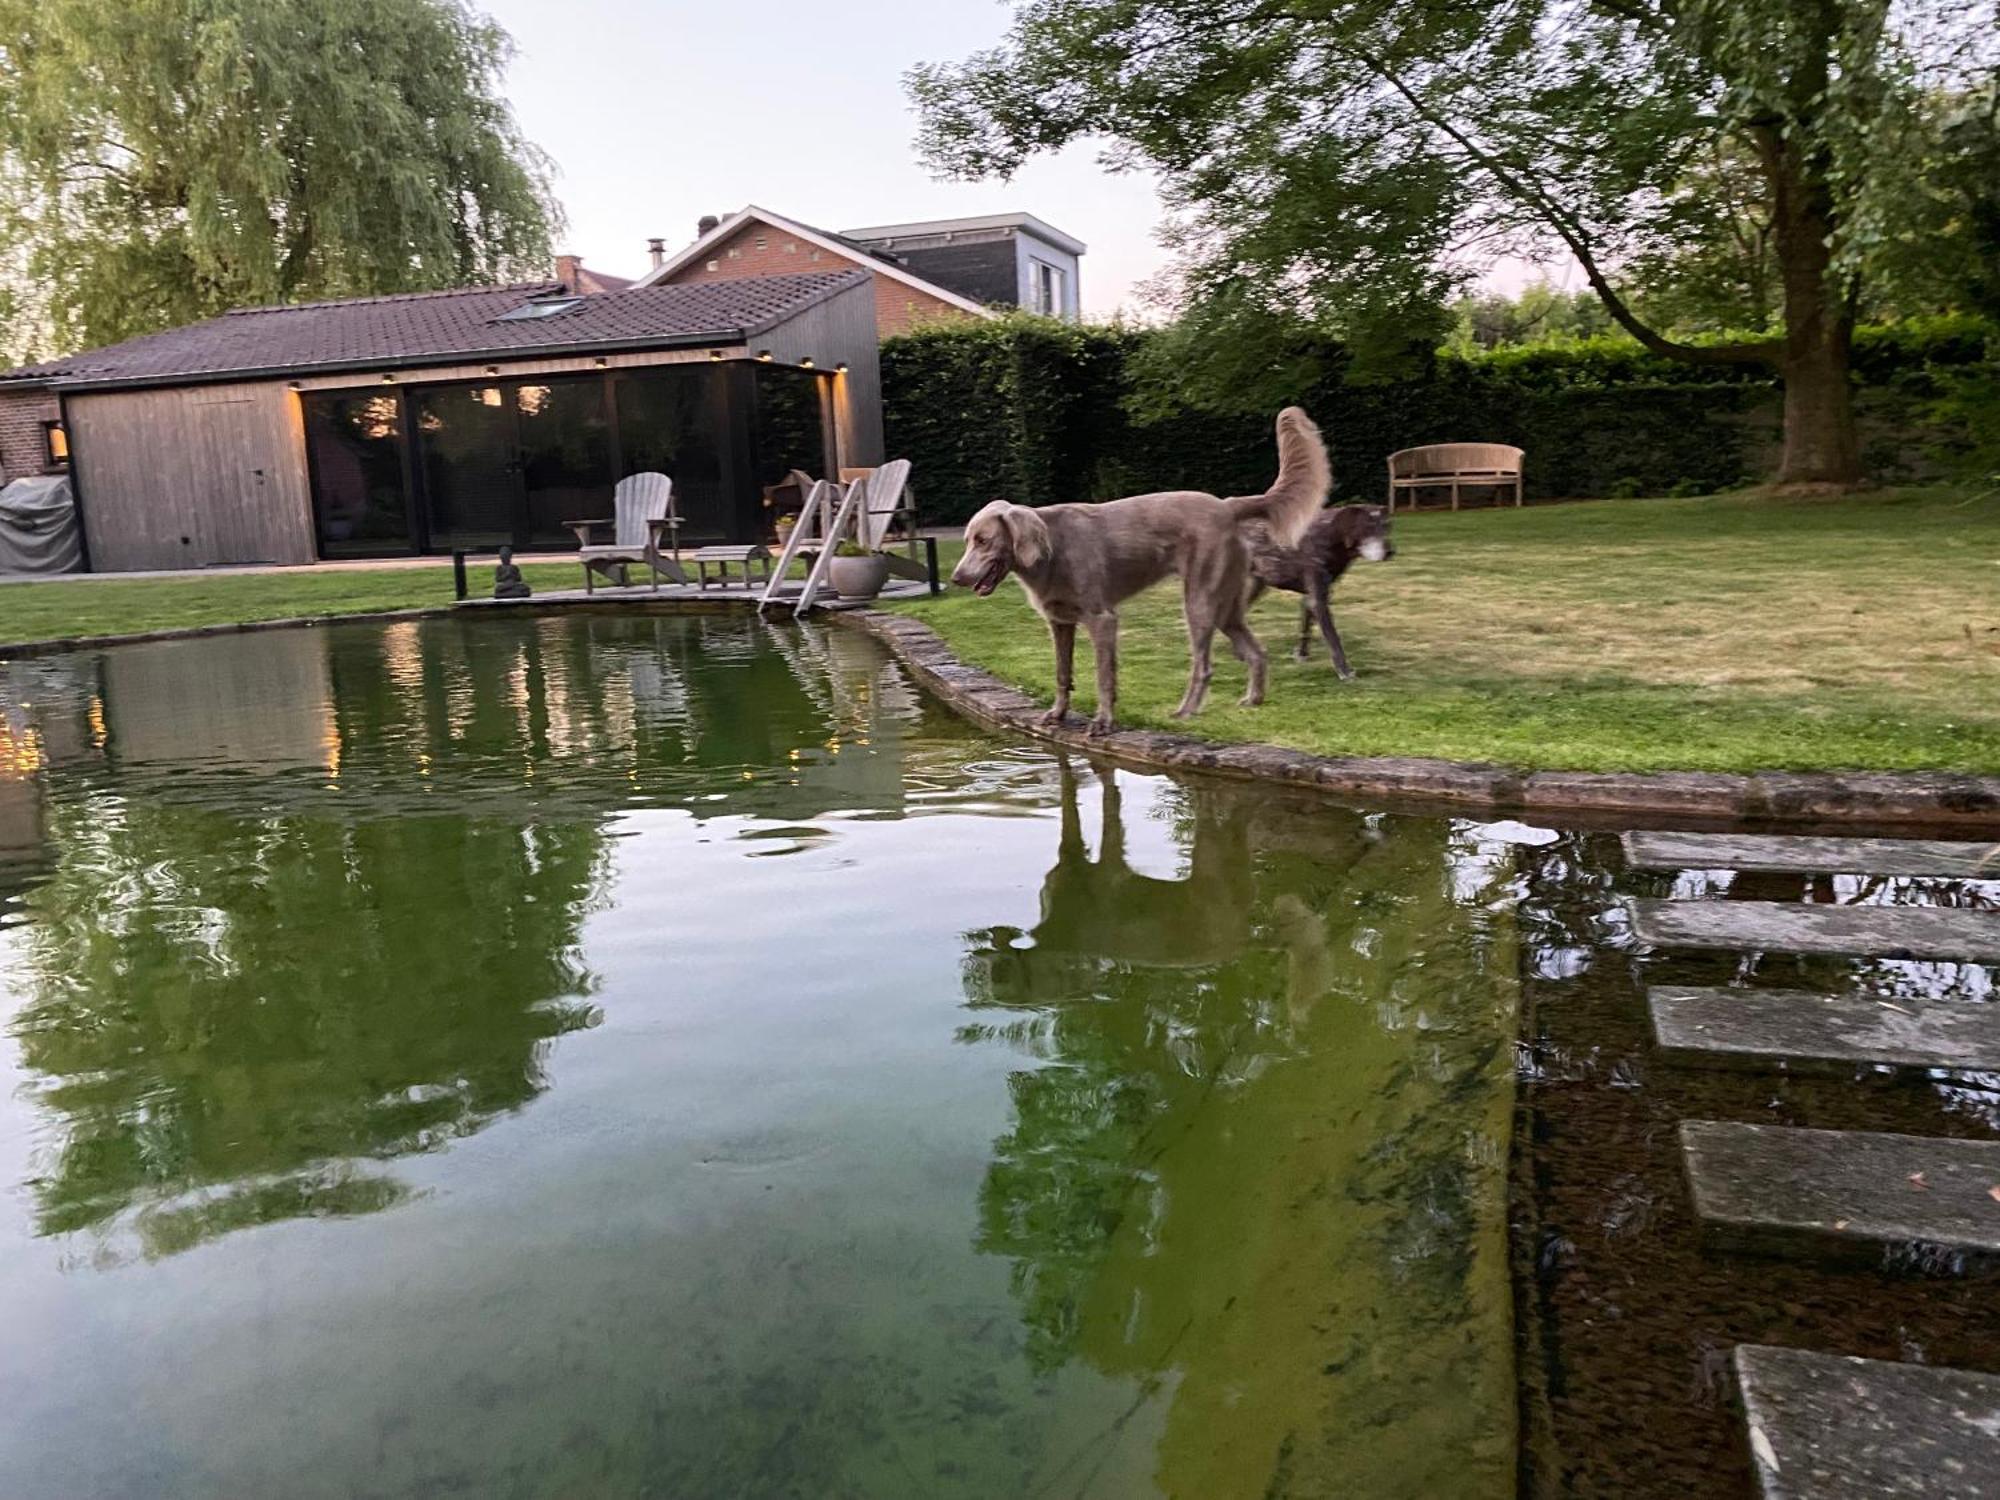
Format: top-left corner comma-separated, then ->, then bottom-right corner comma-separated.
0,0 -> 559,354
911,0 -> 1998,488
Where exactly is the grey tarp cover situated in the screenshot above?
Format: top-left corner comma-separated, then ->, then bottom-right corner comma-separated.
0,474 -> 81,574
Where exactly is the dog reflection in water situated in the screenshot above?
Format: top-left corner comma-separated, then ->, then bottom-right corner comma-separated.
963,760 -> 1332,1031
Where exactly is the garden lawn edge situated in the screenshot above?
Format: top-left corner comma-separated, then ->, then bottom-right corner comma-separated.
834,608 -> 2000,831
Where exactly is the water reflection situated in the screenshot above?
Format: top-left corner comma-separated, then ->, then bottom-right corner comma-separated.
961,766 -> 1519,1495
0,615 -> 1523,1498
0,615 -> 971,1264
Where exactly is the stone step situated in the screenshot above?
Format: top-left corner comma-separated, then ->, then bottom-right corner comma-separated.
1681,1120 -> 2000,1258
1650,986 -> 2000,1074
1734,1344 -> 2000,1500
1629,898 -> 2000,962
1624,831 -> 1999,879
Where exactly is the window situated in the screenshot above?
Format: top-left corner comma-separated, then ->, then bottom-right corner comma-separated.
1030,259 -> 1065,317
755,235 -> 768,250
783,241 -> 796,254
41,420 -> 67,467
705,259 -> 719,272
494,296 -> 582,322
727,247 -> 741,260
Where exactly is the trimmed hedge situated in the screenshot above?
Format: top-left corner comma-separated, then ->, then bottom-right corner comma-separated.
881,314 -> 1996,523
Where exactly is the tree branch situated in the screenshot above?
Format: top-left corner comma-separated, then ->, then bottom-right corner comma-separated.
1345,45 -> 1779,367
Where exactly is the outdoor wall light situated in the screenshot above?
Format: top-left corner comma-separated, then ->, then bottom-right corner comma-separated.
484,365 -> 499,376
709,349 -> 724,361
835,363 -> 848,374
286,380 -> 302,390
798,357 -> 814,369
380,373 -> 395,384
594,356 -> 609,367
756,350 -> 773,361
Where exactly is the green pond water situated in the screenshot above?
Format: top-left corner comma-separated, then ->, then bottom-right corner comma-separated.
0,613 -> 1520,1499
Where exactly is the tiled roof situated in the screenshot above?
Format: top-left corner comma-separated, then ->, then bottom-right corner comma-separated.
2,271 -> 867,388
574,267 -> 637,294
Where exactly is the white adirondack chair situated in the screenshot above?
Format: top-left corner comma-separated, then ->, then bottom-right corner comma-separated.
840,459 -> 927,584
851,458 -> 912,551
568,472 -> 689,590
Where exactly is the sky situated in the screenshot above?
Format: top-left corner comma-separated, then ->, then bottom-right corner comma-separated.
478,0 -> 1177,318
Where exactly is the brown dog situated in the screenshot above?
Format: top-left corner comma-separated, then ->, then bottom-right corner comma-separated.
950,408 -> 1329,732
1241,504 -> 1393,679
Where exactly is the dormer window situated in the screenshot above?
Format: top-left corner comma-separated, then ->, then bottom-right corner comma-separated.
494,296 -> 583,322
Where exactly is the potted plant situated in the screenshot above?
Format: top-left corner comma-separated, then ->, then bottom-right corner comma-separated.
827,540 -> 891,601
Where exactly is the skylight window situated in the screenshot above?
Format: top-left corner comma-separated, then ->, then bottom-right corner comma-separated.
495,297 -> 582,322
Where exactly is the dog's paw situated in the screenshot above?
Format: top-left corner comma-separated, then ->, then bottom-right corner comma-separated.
1087,712 -> 1116,736
1292,647 -> 1312,663
1335,667 -> 1357,682
1036,707 -> 1068,727
1237,691 -> 1264,708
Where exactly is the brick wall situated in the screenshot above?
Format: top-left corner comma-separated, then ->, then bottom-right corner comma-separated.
0,386 -> 61,484
664,222 -> 976,340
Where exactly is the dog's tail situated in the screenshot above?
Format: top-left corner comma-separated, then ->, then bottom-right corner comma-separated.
1224,407 -> 1330,546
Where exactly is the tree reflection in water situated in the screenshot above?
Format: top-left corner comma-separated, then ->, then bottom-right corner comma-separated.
0,613 -> 931,1263
959,760 -> 1521,1497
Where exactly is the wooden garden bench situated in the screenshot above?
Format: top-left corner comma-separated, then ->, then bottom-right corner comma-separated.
1387,443 -> 1525,511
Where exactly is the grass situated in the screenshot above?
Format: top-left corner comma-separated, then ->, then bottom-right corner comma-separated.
890,486 -> 2000,775
0,559 -> 583,644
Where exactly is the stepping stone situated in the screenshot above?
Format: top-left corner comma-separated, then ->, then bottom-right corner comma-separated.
1624,831 -> 2000,879
1650,986 -> 2000,1074
1630,898 -> 2000,962
1681,1120 -> 2000,1258
1734,1344 -> 2000,1499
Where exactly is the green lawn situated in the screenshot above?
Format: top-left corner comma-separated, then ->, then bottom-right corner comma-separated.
890,487 -> 2000,774
0,560 -> 583,644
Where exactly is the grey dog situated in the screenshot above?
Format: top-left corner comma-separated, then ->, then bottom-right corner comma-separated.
950,407 -> 1330,732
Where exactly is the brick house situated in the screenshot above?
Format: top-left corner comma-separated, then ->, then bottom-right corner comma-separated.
639,206 -> 1086,339
0,384 -> 67,488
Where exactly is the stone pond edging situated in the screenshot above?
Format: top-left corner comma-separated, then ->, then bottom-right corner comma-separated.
834,608 -> 2000,831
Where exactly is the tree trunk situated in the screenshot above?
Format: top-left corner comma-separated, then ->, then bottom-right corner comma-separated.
1776,327 -> 1860,487
1761,122 -> 1863,488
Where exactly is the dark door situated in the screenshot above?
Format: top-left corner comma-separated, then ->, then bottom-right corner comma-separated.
514,380 -> 613,546
416,385 -> 522,549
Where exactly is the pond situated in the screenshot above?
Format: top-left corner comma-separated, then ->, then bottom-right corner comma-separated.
0,612 -> 1527,1498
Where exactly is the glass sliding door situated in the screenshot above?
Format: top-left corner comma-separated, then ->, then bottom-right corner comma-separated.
303,392 -> 415,556
416,385 -> 523,549
515,379 -> 614,546
613,367 -> 731,543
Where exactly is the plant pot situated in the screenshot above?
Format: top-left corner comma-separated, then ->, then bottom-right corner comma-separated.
828,552 -> 891,601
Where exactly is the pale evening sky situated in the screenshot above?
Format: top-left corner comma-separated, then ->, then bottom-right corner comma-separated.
478,0 -> 1173,317
478,0 -> 1552,315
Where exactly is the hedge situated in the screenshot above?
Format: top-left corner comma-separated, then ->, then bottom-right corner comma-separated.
881,314 -> 1997,524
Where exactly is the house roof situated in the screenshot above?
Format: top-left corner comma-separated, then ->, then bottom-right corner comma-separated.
0,271 -> 869,391
636,205 -> 996,318
574,266 -> 637,294
840,212 -> 1087,257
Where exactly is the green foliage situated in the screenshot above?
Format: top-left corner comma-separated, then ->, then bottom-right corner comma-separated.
885,317 -> 1996,522
0,0 -> 560,353
1444,284 -> 1616,354
909,0 -> 2000,485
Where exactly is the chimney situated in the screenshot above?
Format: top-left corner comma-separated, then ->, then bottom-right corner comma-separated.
697,214 -> 720,237
647,237 -> 666,270
555,253 -> 583,291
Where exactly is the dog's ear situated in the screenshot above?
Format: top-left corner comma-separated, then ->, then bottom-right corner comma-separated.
1003,504 -> 1050,570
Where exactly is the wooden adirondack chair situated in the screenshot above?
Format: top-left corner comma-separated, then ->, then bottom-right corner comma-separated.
841,459 -> 926,583
568,472 -> 689,590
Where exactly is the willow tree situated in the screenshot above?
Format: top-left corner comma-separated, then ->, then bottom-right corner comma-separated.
911,0 -> 1998,488
0,0 -> 559,352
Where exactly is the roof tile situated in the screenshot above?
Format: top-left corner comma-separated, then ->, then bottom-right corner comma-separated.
4,272 -> 866,387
